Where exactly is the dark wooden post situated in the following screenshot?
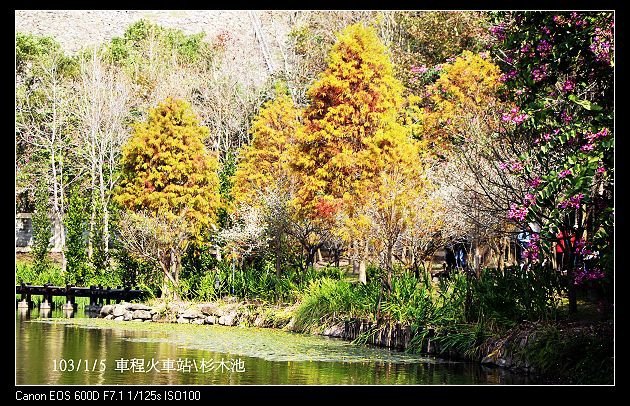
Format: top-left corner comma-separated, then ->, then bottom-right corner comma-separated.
63,284 -> 75,311
40,283 -> 52,310
17,283 -> 30,309
88,285 -> 97,311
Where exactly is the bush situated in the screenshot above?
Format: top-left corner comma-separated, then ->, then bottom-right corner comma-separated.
16,262 -> 64,286
318,266 -> 346,280
64,187 -> 89,284
178,256 -> 349,303
471,266 -> 561,326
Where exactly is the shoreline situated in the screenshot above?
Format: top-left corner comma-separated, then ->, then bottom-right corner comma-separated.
90,299 -> 611,384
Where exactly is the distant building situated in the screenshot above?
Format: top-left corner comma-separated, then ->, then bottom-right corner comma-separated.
15,213 -> 64,253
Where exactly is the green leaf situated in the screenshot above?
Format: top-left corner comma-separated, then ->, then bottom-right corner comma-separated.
568,94 -> 603,111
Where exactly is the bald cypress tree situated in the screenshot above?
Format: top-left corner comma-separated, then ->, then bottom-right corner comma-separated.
115,98 -> 221,297
290,23 -> 420,284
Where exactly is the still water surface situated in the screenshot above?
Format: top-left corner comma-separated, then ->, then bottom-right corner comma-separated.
16,308 -> 535,385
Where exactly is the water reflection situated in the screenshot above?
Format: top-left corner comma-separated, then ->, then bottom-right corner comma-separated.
16,309 -> 535,385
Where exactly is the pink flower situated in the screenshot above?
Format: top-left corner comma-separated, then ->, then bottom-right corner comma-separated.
410,65 -> 428,75
558,193 -> 584,209
528,177 -> 542,188
507,203 -> 528,222
499,162 -> 509,170
561,80 -> 575,92
490,24 -> 506,41
558,169 -> 572,178
523,193 -> 536,206
532,64 -> 549,82
590,26 -> 614,65
523,233 -> 540,262
573,238 -> 592,256
574,267 -> 605,285
585,128 -> 610,143
510,161 -> 524,172
515,115 -> 529,124
581,143 -> 594,152
596,166 -> 606,174
537,39 -> 553,57
500,70 -> 518,82
502,106 -> 529,125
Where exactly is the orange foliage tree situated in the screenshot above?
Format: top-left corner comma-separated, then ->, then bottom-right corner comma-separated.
290,23 -> 425,284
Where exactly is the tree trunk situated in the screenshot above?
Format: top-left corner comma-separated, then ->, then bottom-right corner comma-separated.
359,259 -> 367,284
161,249 -> 180,300
306,246 -> 316,268
334,247 -> 340,267
386,244 -> 394,272
58,152 -> 67,274
170,249 -> 180,301
98,168 -> 109,258
498,237 -> 506,273
358,242 -> 368,284
352,241 -> 359,274
161,261 -> 171,300
473,239 -> 481,277
88,167 -> 96,261
411,248 -> 418,278
50,81 -> 65,273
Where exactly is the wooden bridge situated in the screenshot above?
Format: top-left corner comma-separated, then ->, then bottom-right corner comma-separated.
16,283 -> 148,311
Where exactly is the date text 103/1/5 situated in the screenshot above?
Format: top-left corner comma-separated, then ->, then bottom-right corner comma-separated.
52,359 -> 106,372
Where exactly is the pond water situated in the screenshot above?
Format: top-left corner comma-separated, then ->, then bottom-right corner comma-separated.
16,308 -> 536,385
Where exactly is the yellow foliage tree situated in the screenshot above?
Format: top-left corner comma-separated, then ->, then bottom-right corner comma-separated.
115,97 -> 220,297
232,89 -> 300,208
419,50 -> 503,156
290,23 -> 425,284
232,87 -> 302,276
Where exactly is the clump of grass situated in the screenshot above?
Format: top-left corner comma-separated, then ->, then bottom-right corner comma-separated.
293,278 -> 365,332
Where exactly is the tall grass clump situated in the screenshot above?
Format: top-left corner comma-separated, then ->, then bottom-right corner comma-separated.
294,278 -> 364,332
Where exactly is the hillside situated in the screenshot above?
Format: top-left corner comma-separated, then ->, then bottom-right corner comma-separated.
15,10 -> 293,85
